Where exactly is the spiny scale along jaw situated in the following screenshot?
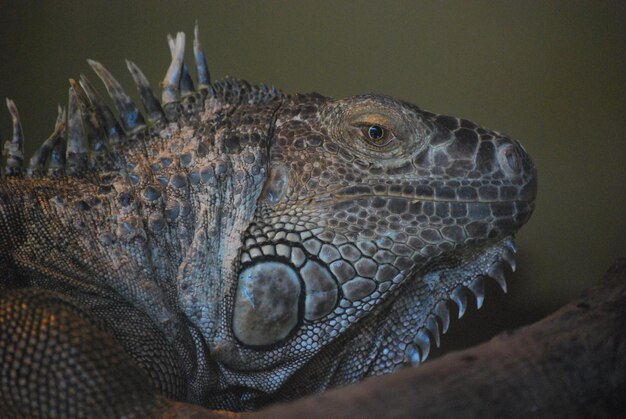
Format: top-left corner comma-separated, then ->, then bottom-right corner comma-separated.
211,93 -> 536,393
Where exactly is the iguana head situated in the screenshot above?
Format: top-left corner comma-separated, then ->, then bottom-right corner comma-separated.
210,92 -> 536,401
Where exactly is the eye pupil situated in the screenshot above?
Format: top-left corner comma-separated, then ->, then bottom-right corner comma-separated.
368,125 -> 385,141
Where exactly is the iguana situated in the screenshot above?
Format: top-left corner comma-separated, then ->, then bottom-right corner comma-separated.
0,24 -> 536,416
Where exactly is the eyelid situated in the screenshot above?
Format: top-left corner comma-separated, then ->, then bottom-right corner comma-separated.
351,118 -> 384,126
350,109 -> 397,128
350,112 -> 392,126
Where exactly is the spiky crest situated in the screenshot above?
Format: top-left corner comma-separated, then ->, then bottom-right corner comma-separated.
1,22 -> 286,180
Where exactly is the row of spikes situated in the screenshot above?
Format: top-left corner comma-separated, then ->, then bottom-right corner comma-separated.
0,23 -> 211,178
405,239 -> 517,366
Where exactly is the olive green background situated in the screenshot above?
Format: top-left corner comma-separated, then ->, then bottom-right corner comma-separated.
0,1 -> 624,357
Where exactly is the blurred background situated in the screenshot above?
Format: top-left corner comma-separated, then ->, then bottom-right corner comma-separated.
0,1 -> 624,358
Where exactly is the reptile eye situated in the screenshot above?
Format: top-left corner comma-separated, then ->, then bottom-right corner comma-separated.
367,125 -> 385,141
360,124 -> 392,146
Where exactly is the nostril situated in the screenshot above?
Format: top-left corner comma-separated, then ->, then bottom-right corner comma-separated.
498,144 -> 523,175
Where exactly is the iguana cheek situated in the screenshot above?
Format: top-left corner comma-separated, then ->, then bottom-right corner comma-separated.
233,261 -> 300,347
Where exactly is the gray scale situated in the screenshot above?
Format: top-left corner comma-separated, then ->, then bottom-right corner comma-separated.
302,238 -> 322,255
300,260 -> 338,320
329,260 -> 357,284
342,277 -> 377,301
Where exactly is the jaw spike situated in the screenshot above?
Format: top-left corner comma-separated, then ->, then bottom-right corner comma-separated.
505,238 -> 517,254
79,74 -> 125,146
48,107 -> 67,177
4,98 -> 24,176
434,300 -> 450,333
405,344 -> 421,366
126,60 -> 166,124
502,250 -> 516,272
425,316 -> 441,348
489,264 -> 508,293
468,277 -> 486,309
87,59 -> 146,133
193,21 -> 211,90
451,286 -> 468,318
27,106 -> 65,177
161,31 -> 186,105
167,33 -> 195,96
413,329 -> 431,362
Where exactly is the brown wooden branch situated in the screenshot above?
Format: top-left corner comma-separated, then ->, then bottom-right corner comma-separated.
162,259 -> 626,418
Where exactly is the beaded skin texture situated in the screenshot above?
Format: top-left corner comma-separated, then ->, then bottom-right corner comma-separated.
0,24 -> 536,415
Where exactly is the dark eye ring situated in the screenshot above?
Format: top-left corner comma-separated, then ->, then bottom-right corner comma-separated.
367,125 -> 385,141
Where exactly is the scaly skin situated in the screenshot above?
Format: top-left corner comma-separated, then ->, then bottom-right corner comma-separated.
0,26 -> 536,415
